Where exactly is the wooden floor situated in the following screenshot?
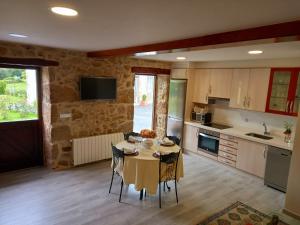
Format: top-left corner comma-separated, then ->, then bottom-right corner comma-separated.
0,153 -> 299,225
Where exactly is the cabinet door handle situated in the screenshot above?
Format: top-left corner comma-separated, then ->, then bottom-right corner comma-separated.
247,96 -> 251,108
286,100 -> 290,112
290,100 -> 295,113
206,94 -> 208,102
243,96 -> 246,107
264,147 -> 268,158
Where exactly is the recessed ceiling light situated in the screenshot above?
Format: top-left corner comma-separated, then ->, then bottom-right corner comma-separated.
135,51 -> 157,56
176,56 -> 186,60
51,7 -> 78,16
9,33 -> 28,38
248,50 -> 263,55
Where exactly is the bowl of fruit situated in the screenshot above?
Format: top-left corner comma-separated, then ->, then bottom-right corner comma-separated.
140,129 -> 156,139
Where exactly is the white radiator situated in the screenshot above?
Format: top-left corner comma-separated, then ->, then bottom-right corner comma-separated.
73,132 -> 124,166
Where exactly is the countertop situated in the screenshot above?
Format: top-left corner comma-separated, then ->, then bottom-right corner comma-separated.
185,121 -> 294,151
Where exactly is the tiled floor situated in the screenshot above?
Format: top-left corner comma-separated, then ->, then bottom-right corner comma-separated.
0,153 -> 299,225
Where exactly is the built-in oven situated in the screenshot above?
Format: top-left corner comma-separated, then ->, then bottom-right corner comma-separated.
198,128 -> 220,156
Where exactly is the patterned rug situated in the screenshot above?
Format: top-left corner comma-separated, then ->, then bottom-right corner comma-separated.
198,201 -> 289,225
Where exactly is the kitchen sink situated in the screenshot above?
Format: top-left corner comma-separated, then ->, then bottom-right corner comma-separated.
245,133 -> 273,140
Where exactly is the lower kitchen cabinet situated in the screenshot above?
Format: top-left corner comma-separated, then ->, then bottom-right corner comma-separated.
183,124 -> 198,153
236,138 -> 267,178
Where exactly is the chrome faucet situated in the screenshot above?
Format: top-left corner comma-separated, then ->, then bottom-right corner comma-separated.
263,122 -> 270,135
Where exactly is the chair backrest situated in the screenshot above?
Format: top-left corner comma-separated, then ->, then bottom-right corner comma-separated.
111,143 -> 124,168
166,135 -> 181,145
124,131 -> 140,141
159,150 -> 181,181
160,152 -> 179,164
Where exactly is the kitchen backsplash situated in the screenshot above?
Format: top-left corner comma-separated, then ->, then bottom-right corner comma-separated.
210,104 -> 298,137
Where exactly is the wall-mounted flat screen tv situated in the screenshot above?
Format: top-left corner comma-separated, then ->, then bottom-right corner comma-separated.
80,77 -> 117,100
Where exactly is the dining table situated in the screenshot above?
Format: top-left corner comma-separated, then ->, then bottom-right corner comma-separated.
115,139 -> 184,199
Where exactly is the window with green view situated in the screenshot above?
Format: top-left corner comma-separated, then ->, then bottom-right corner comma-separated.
0,68 -> 38,122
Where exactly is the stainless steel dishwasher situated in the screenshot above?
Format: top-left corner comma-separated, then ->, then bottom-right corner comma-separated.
264,146 -> 292,192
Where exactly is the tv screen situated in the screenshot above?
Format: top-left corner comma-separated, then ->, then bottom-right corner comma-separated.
80,77 -> 117,100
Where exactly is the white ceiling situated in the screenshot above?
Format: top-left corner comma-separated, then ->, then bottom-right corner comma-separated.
136,41 -> 300,62
0,0 -> 300,51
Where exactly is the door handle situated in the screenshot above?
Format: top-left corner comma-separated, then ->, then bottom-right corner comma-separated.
286,100 -> 290,112
264,147 -> 268,158
290,100 -> 295,113
247,96 -> 251,108
199,133 -> 220,140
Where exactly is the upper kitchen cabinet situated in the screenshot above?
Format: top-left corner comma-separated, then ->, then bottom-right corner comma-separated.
192,69 -> 210,104
229,69 -> 250,109
209,69 -> 233,98
266,68 -> 300,116
295,71 -> 300,115
230,68 -> 270,112
191,69 -> 233,104
247,68 -> 270,111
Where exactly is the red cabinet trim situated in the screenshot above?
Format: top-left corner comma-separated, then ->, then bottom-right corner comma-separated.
265,68 -> 300,117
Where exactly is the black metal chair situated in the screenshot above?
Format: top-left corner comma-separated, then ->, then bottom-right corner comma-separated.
109,143 -> 125,202
158,149 -> 181,208
123,131 -> 140,141
164,136 -> 181,192
166,135 -> 181,145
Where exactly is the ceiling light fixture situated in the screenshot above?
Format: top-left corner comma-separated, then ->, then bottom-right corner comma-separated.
176,56 -> 186,60
9,33 -> 28,38
135,51 -> 157,56
51,7 -> 78,16
248,50 -> 263,55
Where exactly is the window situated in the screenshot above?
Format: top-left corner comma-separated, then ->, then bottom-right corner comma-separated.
133,75 -> 155,132
0,67 -> 38,122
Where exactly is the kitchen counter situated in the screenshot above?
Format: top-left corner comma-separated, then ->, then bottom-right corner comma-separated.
185,121 -> 294,151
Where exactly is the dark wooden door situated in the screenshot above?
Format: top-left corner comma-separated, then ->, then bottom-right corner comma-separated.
0,120 -> 42,172
0,66 -> 43,172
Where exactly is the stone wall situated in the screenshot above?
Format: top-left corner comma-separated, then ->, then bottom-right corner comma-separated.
155,75 -> 170,138
0,41 -> 171,169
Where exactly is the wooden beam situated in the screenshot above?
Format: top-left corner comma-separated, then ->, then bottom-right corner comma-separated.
0,57 -> 59,67
131,67 -> 170,75
88,20 -> 300,58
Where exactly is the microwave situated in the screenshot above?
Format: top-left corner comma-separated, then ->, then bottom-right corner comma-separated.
191,112 -> 212,124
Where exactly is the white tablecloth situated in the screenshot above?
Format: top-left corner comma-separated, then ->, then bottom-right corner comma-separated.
115,141 -> 184,195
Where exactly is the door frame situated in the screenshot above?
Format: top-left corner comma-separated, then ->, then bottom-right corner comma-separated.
0,65 -> 44,169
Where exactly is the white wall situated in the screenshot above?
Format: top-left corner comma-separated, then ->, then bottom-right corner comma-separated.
210,103 -> 297,137
190,57 -> 300,69
285,109 -> 300,218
